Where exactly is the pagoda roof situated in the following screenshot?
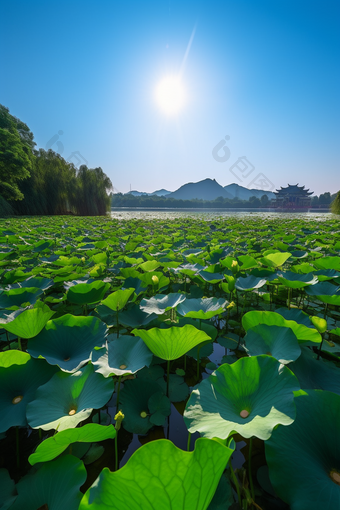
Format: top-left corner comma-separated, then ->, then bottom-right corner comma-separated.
274,184 -> 313,196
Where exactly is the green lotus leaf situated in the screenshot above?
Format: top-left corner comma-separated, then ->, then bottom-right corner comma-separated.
123,277 -> 147,296
275,307 -> 312,327
244,325 -> 301,364
242,310 -> 321,346
119,379 -> 165,434
197,270 -> 225,283
238,254 -> 259,270
235,275 -> 267,291
0,351 -> 57,433
0,287 -> 43,309
207,473 -> 234,510
309,315 -> 327,333
314,269 -> 340,281
184,355 -> 299,440
156,374 -> 190,402
140,293 -> 186,315
289,346 -> 340,395
138,260 -> 160,272
101,288 -> 135,311
289,250 -> 308,259
10,455 -> 87,510
67,280 -> 111,305
79,438 -> 233,510
178,317 -> 218,341
19,276 -> 54,290
265,390 -> 340,510
29,423 -> 116,465
259,252 -> 291,268
313,255 -> 340,270
91,334 -> 153,377
119,304 -> 157,328
186,341 -> 214,360
305,281 -> 340,305
83,443 -> 105,464
27,314 -> 107,372
0,469 -> 17,510
132,325 -> 211,360
177,298 -> 227,320
148,391 -> 172,426
276,271 -> 318,289
2,301 -> 54,339
26,364 -> 114,431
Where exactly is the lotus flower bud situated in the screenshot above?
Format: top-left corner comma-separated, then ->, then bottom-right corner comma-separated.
114,410 -> 125,430
151,275 -> 159,285
310,316 -> 327,334
231,260 -> 239,274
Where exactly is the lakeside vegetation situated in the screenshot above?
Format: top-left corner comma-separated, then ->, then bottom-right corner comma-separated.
0,104 -> 112,217
111,190 -> 337,209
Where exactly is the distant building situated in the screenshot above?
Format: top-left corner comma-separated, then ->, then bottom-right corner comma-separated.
272,184 -> 313,210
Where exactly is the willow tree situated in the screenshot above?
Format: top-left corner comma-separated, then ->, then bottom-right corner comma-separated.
331,191 -> 340,214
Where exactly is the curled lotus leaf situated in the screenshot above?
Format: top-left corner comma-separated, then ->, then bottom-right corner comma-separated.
0,350 -> 57,433
91,334 -> 153,377
26,364 -> 114,431
177,297 -> 227,320
305,281 -> 340,305
29,423 -> 116,465
9,455 -> 87,510
289,346 -> 340,395
27,314 -> 108,372
119,379 -> 167,434
0,287 -> 43,309
259,252 -> 291,268
235,275 -> 267,291
1,301 -> 54,338
276,271 -> 318,289
79,438 -> 234,510
265,390 -> 340,510
244,325 -> 301,364
242,310 -> 321,346
132,325 -> 211,361
184,355 -> 299,440
67,280 -> 111,305
140,293 -> 186,315
313,256 -> 340,271
101,288 -> 135,311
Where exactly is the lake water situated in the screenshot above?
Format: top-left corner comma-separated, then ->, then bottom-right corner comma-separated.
111,208 -> 336,221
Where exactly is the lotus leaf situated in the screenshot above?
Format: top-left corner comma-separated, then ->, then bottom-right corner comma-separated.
119,379 -> 168,433
313,256 -> 340,270
235,275 -> 266,291
119,304 -> 157,328
132,325 -> 211,360
67,280 -> 110,305
0,287 -> 43,309
177,297 -> 227,320
265,390 -> 340,510
259,252 -> 291,268
289,346 -> 340,395
140,293 -> 186,315
148,391 -> 172,425
26,364 -> 114,431
276,271 -> 318,288
79,438 -> 233,510
2,301 -> 54,339
101,288 -> 135,311
197,270 -> 224,283
242,310 -> 321,345
244,325 -> 301,364
27,314 -> 107,372
10,455 -> 87,510
0,469 -> 16,510
184,355 -> 299,440
275,307 -> 312,327
91,334 -> 153,377
0,351 -> 57,433
305,281 -> 340,305
29,423 -> 116,465
156,374 -> 190,402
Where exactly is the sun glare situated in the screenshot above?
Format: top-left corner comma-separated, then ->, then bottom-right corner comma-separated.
155,76 -> 185,115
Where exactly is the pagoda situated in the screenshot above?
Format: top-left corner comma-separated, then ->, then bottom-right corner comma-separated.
272,184 -> 313,210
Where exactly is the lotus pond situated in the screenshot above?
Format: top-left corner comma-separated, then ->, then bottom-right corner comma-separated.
0,214 -> 340,510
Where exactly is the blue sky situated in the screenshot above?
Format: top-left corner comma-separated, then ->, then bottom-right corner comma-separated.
1,0 -> 339,195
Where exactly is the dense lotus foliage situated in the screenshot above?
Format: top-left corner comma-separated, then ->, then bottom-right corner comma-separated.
0,214 -> 340,510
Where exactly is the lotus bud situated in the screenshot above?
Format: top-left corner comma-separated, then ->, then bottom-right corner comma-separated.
151,275 -> 159,285
231,260 -> 239,274
114,410 -> 125,430
81,257 -> 85,263
310,316 -> 327,334
227,301 -> 236,309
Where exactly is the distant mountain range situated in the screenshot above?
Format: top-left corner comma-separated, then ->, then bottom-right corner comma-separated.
126,179 -> 275,201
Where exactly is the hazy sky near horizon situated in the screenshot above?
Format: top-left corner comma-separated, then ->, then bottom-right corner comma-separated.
1,0 -> 339,195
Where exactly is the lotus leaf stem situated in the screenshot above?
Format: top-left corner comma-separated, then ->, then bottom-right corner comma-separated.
18,337 -> 22,351
116,309 -> 119,338
167,360 -> 170,397
248,437 -> 255,501
116,375 -> 122,412
229,459 -> 241,506
187,431 -> 191,451
184,353 -> 187,371
16,426 -> 20,468
115,432 -> 118,471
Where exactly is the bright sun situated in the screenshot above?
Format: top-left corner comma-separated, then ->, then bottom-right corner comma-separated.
155,76 -> 186,115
